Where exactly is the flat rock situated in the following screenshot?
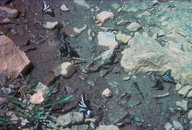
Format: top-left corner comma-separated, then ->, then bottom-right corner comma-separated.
71,125 -> 89,130
172,120 -> 183,130
52,62 -> 76,78
43,21 -> 58,30
56,112 -> 84,127
96,11 -> 114,24
97,31 -> 118,49
43,72 -> 55,86
127,22 -> 141,31
81,49 -> 115,73
120,35 -> 192,86
164,122 -> 173,130
0,35 -> 31,78
127,96 -> 141,108
102,88 -> 112,98
175,84 -> 182,91
116,20 -> 130,26
96,125 -> 119,130
61,24 -> 81,38
176,100 -> 188,111
122,2 -> 138,12
152,85 -> 170,99
116,33 -> 131,44
177,85 -> 192,97
74,0 -> 90,9
0,7 -> 19,18
105,102 -> 128,124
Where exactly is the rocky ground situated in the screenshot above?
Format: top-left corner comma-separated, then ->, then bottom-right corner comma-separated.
1,0 -> 192,130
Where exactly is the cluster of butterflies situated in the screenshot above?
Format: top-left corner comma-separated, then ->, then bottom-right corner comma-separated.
151,69 -> 175,90
76,93 -> 92,118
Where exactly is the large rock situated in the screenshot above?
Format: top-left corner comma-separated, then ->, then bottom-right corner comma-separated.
96,11 -> 114,24
97,32 -> 119,49
120,35 -> 192,86
0,35 -> 31,78
172,120 -> 183,130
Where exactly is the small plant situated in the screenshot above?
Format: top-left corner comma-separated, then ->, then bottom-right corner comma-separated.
0,74 -> 73,129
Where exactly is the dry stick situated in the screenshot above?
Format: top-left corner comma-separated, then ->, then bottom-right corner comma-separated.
71,57 -> 86,61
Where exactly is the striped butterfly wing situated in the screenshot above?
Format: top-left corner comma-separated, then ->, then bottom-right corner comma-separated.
77,94 -> 88,112
162,69 -> 174,82
42,1 -> 52,13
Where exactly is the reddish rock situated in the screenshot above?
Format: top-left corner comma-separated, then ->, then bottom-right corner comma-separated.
0,35 -> 31,78
43,72 -> 55,86
0,7 -> 19,18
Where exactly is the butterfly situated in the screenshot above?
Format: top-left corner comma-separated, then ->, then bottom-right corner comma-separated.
42,1 -> 53,14
77,93 -> 92,118
152,79 -> 164,90
161,69 -> 175,83
151,71 -> 157,83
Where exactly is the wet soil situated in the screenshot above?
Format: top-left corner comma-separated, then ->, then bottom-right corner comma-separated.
2,0 -> 192,129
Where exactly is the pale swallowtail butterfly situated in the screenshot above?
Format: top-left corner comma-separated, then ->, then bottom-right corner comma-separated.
42,1 -> 53,14
161,69 -> 175,83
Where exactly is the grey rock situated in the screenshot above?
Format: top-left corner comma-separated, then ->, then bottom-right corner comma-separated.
74,0 -> 90,9
122,2 -> 138,12
186,90 -> 192,98
175,84 -> 182,91
96,125 -> 119,130
127,22 -> 141,32
43,21 -> 58,30
127,96 -> 141,108
121,35 -> 192,86
104,102 -> 128,124
81,49 -> 115,73
10,113 -> 20,124
60,4 -> 69,11
188,110 -> 192,120
71,125 -> 89,130
0,7 -> 19,18
177,85 -> 192,97
173,120 -> 183,130
56,112 -> 84,127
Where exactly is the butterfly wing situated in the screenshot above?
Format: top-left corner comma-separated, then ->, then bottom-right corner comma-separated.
77,94 -> 88,112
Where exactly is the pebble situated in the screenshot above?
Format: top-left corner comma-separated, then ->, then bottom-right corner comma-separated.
43,21 -> 58,30
73,24 -> 87,34
175,84 -> 182,91
186,90 -> 192,98
74,0 -> 90,9
96,125 -> 119,130
102,88 -> 112,98
176,100 -> 188,111
116,20 -> 130,26
115,33 -> 131,44
52,62 -> 76,78
164,122 -> 172,130
173,120 -> 183,130
127,22 -> 141,31
96,11 -> 114,24
188,110 -> 192,120
60,4 -> 69,12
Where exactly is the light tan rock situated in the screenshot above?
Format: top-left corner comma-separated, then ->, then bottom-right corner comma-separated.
0,35 -> 31,78
177,85 -> 192,97
96,11 -> 114,24
43,21 -> 58,30
73,24 -> 87,34
127,22 -> 141,31
29,90 -> 44,104
52,62 -> 76,78
116,33 -> 131,44
102,88 -> 112,98
97,31 -> 118,49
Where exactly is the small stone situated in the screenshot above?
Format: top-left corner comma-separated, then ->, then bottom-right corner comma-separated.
175,84 -> 182,91
43,21 -> 58,30
0,97 -> 6,103
96,11 -> 114,24
0,7 -> 19,18
158,29 -> 165,37
43,72 -> 55,86
116,20 -> 130,26
173,120 -> 183,130
29,90 -> 44,104
176,100 -> 188,111
71,125 -> 89,130
74,0 -> 90,9
52,62 -> 76,78
60,4 -> 69,12
97,31 -> 118,49
102,88 -> 112,98
73,24 -> 87,34
96,125 -> 119,130
116,33 -> 131,44
188,110 -> 192,120
177,85 -> 192,97
127,22 -> 141,31
162,21 -> 168,26
164,122 -> 172,130
10,113 -> 20,124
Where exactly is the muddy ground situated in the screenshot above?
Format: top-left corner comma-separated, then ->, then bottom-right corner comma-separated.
1,0 -> 192,129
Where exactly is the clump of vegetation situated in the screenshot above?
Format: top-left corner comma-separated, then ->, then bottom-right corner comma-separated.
0,73 -> 73,129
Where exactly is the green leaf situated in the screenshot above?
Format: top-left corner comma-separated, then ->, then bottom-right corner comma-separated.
0,110 -> 10,113
3,95 -> 29,106
29,112 -> 38,121
42,95 -> 73,108
0,117 -> 9,123
37,110 -> 45,115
